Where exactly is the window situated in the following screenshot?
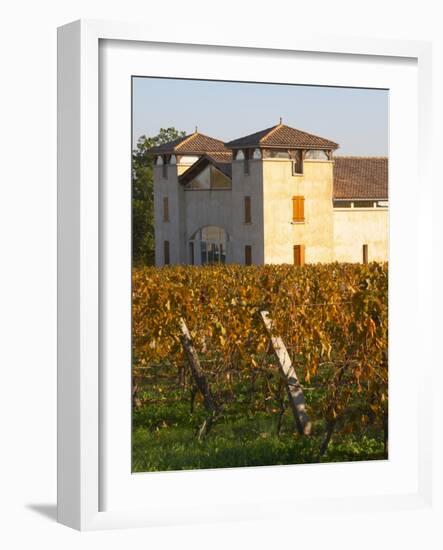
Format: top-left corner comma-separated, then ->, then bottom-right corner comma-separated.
292,196 -> 305,222
186,166 -> 231,190
362,244 -> 369,264
162,156 -> 168,179
244,196 -> 251,223
192,226 -> 227,265
292,150 -> 303,174
268,150 -> 290,159
305,149 -> 329,160
244,150 -> 250,175
189,242 -> 194,265
164,240 -> 170,265
163,197 -> 169,222
210,167 -> 231,189
245,245 -> 252,265
293,245 -> 305,266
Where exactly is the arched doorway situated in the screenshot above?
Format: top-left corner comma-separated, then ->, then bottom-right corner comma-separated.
189,226 -> 229,265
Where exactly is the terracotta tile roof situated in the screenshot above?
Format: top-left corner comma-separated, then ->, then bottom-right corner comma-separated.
147,132 -> 229,156
225,123 -> 339,150
333,157 -> 388,199
205,151 -> 233,163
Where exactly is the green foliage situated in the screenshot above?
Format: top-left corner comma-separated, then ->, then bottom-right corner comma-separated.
132,382 -> 385,472
132,127 -> 186,265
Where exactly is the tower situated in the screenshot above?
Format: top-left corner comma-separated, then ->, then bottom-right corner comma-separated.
149,132 -> 229,266
225,122 -> 338,265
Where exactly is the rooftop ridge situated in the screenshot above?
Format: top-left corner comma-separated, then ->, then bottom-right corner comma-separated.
225,123 -> 339,150
147,131 -> 228,156
334,155 -> 388,159
173,132 -> 198,150
258,123 -> 281,144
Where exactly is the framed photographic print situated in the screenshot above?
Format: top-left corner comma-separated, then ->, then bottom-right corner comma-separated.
57,19 -> 435,531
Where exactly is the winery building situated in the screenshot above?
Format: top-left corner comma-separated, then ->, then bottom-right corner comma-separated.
148,122 -> 388,266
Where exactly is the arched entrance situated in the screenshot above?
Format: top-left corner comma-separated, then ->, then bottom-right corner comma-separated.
189,226 -> 229,265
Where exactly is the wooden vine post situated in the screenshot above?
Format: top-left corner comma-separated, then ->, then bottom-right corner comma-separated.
260,311 -> 312,436
179,317 -> 218,439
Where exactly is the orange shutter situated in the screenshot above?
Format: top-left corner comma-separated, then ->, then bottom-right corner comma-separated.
292,196 -> 305,222
293,245 -> 305,266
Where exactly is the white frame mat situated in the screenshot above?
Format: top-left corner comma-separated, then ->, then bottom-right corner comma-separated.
57,19 -> 434,531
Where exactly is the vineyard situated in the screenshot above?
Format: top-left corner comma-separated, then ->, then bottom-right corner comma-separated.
132,263 -> 388,472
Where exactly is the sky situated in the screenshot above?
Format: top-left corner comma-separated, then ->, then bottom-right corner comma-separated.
132,77 -> 389,156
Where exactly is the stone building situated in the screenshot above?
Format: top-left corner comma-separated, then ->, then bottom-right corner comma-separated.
148,122 -> 388,266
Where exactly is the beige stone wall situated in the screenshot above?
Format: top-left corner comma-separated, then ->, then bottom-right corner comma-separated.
333,207 -> 389,262
262,159 -> 334,264
230,159 -> 264,264
184,188 -> 233,263
153,156 -> 389,267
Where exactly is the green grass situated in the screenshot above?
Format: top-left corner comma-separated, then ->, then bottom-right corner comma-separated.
132,391 -> 385,472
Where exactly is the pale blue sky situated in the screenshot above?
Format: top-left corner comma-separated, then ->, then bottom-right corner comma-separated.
132,77 -> 388,156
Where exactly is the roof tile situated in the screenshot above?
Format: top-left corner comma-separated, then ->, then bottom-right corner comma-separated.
333,157 -> 388,199
148,132 -> 229,155
225,123 -> 339,150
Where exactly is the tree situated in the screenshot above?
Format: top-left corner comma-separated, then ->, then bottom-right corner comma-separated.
132,127 -> 186,265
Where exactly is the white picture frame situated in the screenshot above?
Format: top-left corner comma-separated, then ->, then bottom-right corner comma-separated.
57,19 -> 435,531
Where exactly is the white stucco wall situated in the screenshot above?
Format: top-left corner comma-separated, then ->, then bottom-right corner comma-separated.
333,207 -> 389,262
262,159 -> 334,264
184,188 -> 233,264
153,164 -> 186,265
153,158 -> 389,267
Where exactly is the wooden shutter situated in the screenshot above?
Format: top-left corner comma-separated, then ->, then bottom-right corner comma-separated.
164,240 -> 170,265
292,196 -> 305,222
293,244 -> 305,266
245,245 -> 252,265
244,196 -> 251,223
362,244 -> 368,264
163,197 -> 169,222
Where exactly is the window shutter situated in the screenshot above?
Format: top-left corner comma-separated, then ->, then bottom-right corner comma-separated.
293,244 -> 305,266
292,196 -> 305,222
